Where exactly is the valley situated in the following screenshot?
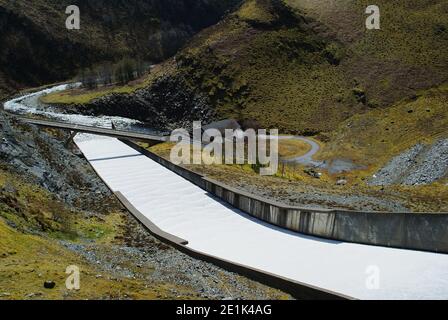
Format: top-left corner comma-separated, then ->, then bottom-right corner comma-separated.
1,0 -> 448,301
38,1 -> 448,193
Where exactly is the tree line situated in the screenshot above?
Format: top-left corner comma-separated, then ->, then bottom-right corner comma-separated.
79,58 -> 151,89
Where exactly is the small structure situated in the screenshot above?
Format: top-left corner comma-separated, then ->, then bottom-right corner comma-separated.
201,119 -> 241,142
202,119 -> 241,136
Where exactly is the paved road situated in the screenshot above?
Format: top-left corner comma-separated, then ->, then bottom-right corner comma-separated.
260,135 -> 324,167
75,134 -> 448,300
280,136 -> 323,166
276,136 -> 360,173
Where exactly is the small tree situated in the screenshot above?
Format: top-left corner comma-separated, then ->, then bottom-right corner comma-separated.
83,68 -> 98,89
99,62 -> 113,86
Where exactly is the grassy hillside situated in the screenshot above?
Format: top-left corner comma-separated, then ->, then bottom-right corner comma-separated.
0,166 -> 289,300
318,84 -> 448,171
175,0 -> 354,133
22,0 -> 448,189
46,0 -> 447,135
287,0 -> 448,106
0,168 -> 169,300
175,0 -> 448,132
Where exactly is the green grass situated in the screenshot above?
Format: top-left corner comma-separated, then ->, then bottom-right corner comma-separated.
184,0 -> 447,132
237,0 -> 278,24
0,217 -> 204,300
287,0 -> 448,105
40,84 -> 144,105
0,168 -> 208,300
278,138 -> 311,159
175,0 -> 448,133
317,84 -> 448,177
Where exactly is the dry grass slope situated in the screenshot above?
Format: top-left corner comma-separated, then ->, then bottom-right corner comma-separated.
319,84 -> 448,170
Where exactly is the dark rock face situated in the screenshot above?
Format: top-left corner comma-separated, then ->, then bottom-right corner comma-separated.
75,76 -> 217,131
0,110 -> 112,210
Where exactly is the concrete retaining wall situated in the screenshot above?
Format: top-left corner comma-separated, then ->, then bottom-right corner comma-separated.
120,139 -> 206,188
114,191 -> 350,300
122,140 -> 448,254
203,178 -> 448,253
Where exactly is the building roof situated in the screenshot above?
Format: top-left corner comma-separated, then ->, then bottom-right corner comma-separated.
202,119 -> 241,133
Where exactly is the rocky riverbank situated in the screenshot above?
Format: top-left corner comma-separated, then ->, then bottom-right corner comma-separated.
55,75 -> 217,131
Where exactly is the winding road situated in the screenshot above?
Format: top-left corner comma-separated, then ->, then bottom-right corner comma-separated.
278,136 -> 323,167
276,136 -> 361,174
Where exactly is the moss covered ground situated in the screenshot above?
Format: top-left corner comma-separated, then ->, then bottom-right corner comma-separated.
0,168 -> 184,299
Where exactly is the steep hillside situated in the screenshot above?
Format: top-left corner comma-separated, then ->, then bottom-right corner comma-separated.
0,0 -> 241,96
286,0 -> 448,106
318,84 -> 448,183
47,0 -> 448,135
18,0 -> 448,189
175,0 -> 448,132
175,0 -> 352,133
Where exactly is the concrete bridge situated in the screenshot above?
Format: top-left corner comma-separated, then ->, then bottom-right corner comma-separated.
18,117 -> 168,146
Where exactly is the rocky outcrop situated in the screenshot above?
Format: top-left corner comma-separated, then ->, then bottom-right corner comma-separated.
370,139 -> 448,186
0,110 -> 112,209
69,76 -> 217,131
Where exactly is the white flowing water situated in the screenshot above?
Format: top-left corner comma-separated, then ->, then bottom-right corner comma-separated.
3,84 -> 145,130
75,134 -> 448,300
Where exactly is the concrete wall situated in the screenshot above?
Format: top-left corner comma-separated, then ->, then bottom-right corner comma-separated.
120,139 -> 206,189
122,140 -> 448,254
114,191 -> 350,300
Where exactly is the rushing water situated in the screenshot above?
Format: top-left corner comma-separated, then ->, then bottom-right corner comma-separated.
3,83 -> 163,135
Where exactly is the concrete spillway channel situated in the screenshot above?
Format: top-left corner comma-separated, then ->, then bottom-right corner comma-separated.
74,134 -> 448,300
